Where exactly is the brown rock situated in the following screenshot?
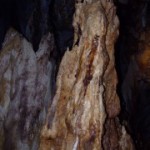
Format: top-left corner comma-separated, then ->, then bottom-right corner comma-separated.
40,0 -> 134,149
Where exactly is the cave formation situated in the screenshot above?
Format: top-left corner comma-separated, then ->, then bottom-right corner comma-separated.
0,0 -> 150,149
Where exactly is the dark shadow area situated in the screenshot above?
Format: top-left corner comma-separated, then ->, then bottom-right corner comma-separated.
0,0 -> 75,54
115,0 -> 150,149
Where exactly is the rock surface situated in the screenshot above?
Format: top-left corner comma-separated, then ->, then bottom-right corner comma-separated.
0,28 -> 56,149
40,0 -> 134,149
0,0 -> 135,150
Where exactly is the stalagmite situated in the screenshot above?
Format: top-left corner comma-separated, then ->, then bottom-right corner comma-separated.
40,0 -> 134,149
0,28 -> 56,149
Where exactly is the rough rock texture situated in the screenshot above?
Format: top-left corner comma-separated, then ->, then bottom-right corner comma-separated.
40,0 -> 134,149
0,0 -> 135,150
0,28 -> 56,149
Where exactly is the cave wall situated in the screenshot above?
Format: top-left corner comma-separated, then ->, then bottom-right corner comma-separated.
0,0 -> 136,149
115,0 -> 150,149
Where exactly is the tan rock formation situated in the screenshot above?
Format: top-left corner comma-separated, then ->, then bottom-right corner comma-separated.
40,0 -> 134,149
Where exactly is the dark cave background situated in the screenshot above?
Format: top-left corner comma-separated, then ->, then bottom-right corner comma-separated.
115,0 -> 150,149
1,0 -> 150,149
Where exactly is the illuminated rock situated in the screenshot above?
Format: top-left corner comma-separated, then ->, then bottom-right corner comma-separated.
40,0 -> 134,149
